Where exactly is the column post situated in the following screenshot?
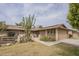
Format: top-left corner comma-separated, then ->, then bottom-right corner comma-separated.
45,30 -> 48,36
56,29 -> 58,41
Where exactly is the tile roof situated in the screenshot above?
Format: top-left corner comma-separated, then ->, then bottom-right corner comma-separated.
6,25 -> 24,30
31,24 -> 67,31
6,24 -> 79,32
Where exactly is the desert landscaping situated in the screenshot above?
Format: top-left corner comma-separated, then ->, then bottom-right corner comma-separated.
0,42 -> 79,56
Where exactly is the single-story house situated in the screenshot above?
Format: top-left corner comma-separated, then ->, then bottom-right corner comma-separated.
31,24 -> 79,41
0,24 -> 79,44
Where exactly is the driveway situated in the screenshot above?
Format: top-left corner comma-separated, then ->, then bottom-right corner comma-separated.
44,39 -> 79,46
60,39 -> 79,47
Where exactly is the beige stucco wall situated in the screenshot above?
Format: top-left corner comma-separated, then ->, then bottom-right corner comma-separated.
58,29 -> 68,40
31,29 -> 56,40
72,31 -> 79,39
31,28 -> 79,41
39,30 -> 45,36
31,29 -> 68,41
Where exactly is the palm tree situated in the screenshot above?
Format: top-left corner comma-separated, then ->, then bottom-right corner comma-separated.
21,15 -> 36,42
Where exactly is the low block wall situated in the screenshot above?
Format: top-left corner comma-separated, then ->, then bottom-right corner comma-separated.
0,37 -> 16,44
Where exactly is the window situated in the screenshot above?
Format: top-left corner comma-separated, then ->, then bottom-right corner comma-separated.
47,29 -> 55,35
8,32 -> 15,37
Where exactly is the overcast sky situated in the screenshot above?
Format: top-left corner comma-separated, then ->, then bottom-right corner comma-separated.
0,3 -> 71,28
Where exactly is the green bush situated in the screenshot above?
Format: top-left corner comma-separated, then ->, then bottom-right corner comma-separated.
40,36 -> 49,41
40,35 -> 55,41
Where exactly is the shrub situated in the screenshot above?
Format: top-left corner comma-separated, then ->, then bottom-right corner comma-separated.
40,35 -> 56,41
40,36 -> 49,41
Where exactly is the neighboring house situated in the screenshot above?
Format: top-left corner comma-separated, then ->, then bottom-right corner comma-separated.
0,24 -> 79,44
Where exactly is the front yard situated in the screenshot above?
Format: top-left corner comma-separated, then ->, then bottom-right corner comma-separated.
0,42 -> 79,56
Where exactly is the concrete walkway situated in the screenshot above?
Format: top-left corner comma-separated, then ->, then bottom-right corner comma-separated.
32,38 -> 61,46
33,38 -> 79,47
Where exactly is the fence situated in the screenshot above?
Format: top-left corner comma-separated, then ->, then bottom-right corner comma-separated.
0,36 -> 16,44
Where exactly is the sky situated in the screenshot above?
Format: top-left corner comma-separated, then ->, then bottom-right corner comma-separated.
0,3 -> 71,28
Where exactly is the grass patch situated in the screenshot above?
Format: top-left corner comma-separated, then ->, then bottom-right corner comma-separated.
0,42 -> 79,56
53,43 -> 79,56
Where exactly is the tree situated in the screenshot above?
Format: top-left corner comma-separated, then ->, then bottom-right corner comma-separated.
15,22 -> 23,26
0,21 -> 6,32
38,25 -> 43,28
67,3 -> 79,29
21,15 -> 36,42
